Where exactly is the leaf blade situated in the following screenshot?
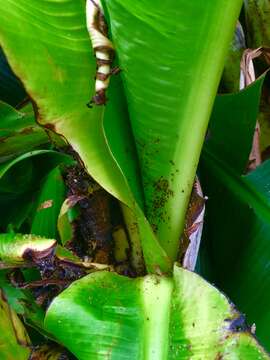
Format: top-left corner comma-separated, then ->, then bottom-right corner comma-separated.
45,266 -> 269,360
0,0 -> 170,272
104,0 -> 243,260
200,77 -> 270,350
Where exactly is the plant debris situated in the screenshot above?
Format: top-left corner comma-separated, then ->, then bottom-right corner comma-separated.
179,177 -> 206,270
64,163 -> 113,264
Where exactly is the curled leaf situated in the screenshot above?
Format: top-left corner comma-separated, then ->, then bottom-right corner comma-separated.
57,195 -> 83,246
0,289 -> 31,360
0,233 -> 56,266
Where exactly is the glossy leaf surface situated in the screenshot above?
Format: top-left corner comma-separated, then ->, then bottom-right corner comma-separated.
0,0 -> 170,272
45,265 -> 268,360
0,150 -> 73,231
200,77 -> 270,349
31,167 -> 66,239
0,101 -> 48,163
0,0 -> 133,206
57,196 -> 80,246
104,0 -> 243,260
0,271 -> 50,338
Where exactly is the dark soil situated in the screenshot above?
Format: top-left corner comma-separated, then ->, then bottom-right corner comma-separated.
64,164 -> 113,264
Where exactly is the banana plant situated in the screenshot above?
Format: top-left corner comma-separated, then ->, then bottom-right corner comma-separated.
0,0 -> 269,358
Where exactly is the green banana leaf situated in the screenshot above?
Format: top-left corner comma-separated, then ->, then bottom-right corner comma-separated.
57,197 -> 79,246
45,265 -> 269,360
199,76 -> 270,349
0,150 -> 73,181
104,0 -> 243,260
0,271 -> 51,338
0,0 -> 170,273
0,0 -> 244,270
0,150 -> 73,231
0,0 -> 137,207
31,166 -> 66,239
0,101 -> 48,162
0,289 -> 30,360
0,233 -> 59,339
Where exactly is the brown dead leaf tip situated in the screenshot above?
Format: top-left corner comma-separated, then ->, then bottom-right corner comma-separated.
22,242 -> 56,263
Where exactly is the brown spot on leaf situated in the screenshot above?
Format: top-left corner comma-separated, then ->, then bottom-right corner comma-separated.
19,127 -> 34,135
43,123 -> 56,131
38,199 -> 53,211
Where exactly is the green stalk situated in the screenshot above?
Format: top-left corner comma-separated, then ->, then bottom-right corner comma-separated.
121,204 -> 145,275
